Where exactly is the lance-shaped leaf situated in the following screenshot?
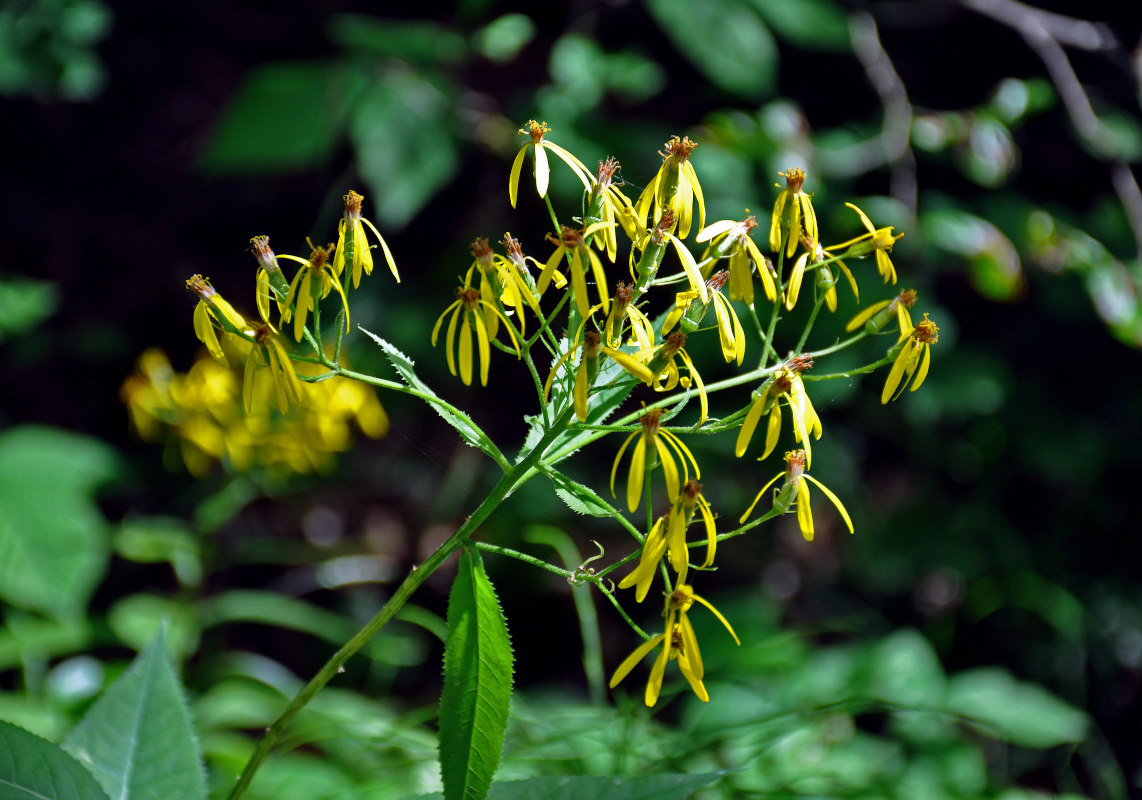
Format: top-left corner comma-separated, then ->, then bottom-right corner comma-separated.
0,720 -> 112,800
439,549 -> 514,800
62,628 -> 206,800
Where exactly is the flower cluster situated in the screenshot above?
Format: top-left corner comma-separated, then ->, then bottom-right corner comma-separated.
121,347 -> 387,477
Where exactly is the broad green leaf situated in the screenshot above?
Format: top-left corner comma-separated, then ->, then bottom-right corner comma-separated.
114,516 -> 202,587
0,278 -> 58,342
439,550 -> 513,800
411,772 -> 723,800
473,14 -> 536,63
350,73 -> 459,228
62,629 -> 206,800
198,62 -> 364,173
0,425 -> 118,615
360,329 -> 504,465
944,667 -> 1088,748
748,0 -> 850,52
0,720 -> 112,800
645,0 -> 776,99
328,15 -> 468,65
107,593 -> 200,662
865,628 -> 946,708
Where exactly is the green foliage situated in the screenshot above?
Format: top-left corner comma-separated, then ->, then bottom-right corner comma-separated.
0,0 -> 111,100
0,720 -> 111,800
0,277 -> 58,342
439,549 -> 514,800
62,629 -> 207,800
413,772 -> 724,800
644,0 -> 777,99
0,426 -> 118,615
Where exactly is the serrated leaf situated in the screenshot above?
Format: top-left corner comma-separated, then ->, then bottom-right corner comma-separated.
0,720 -> 112,800
944,667 -> 1088,748
549,473 -> 617,518
0,425 -> 118,615
410,772 -> 724,800
360,328 -> 503,465
62,629 -> 206,800
439,550 -> 513,800
645,0 -> 776,98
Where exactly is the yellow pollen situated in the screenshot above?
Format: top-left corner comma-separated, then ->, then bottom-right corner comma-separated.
914,314 -> 939,344
663,136 -> 697,161
342,190 -> 364,215
521,120 -> 550,143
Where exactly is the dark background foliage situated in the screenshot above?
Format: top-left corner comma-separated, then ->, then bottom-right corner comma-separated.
3,0 -> 1142,797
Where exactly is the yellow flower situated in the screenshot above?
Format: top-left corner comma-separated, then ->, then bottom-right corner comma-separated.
332,190 -> 399,289
617,514 -> 669,603
470,236 -> 541,339
603,282 -> 655,350
538,223 -> 615,318
740,450 -> 854,541
249,236 -> 290,324
544,326 -> 656,422
769,168 -> 818,259
640,331 -> 708,425
279,240 -> 351,342
735,355 -> 821,465
635,136 -> 705,240
829,202 -> 903,284
610,406 -> 700,513
509,120 -> 593,208
431,267 -> 521,386
244,299 -> 303,415
610,578 -> 739,706
695,215 -> 777,304
665,480 -> 717,571
186,274 -> 248,366
846,288 -> 918,335
587,157 -> 644,263
882,312 -> 938,403
499,232 -> 567,291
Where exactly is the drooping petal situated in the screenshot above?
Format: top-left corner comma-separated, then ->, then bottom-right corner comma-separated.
805,474 -> 854,534
795,480 -> 814,541
628,435 -> 646,512
785,252 -> 808,311
458,314 -> 473,386
608,633 -> 666,689
361,217 -> 400,283
691,593 -> 740,645
881,343 -> 913,403
533,142 -> 550,198
739,471 -> 784,523
474,308 -> 491,386
444,306 -> 460,378
911,342 -> 931,392
735,395 -> 765,457
509,146 -> 528,208
696,219 -> 735,242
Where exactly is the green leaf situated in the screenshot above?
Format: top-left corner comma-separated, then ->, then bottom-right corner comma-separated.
748,0 -> 851,52
944,667 -> 1088,748
62,629 -> 206,800
198,62 -> 364,173
645,0 -> 776,99
114,517 -> 202,586
360,329 -> 504,465
0,425 -> 118,615
0,720 -> 112,800
0,277 -> 58,342
548,471 -> 618,517
350,73 -> 459,228
439,550 -> 513,800
473,14 -> 536,63
328,15 -> 468,66
411,772 -> 724,800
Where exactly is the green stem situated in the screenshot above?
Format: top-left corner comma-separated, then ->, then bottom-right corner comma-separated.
226,407 -> 573,800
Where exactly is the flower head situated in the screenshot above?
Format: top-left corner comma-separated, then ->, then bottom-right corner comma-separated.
332,190 -> 399,288
882,312 -> 938,403
610,406 -> 700,513
740,450 -> 854,541
735,355 -> 821,465
846,288 -> 917,335
431,267 -> 521,386
640,331 -> 708,424
543,324 -> 655,422
610,576 -> 739,706
696,214 -> 777,304
769,168 -> 818,259
635,136 -> 705,239
587,157 -> 643,263
665,480 -> 717,572
538,223 -> 615,318
187,274 -> 247,366
509,121 -> 594,208
249,236 -> 291,324
279,240 -> 351,342
829,202 -> 904,284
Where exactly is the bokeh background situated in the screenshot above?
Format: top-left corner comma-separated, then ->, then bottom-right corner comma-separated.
3,0 -> 1142,797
